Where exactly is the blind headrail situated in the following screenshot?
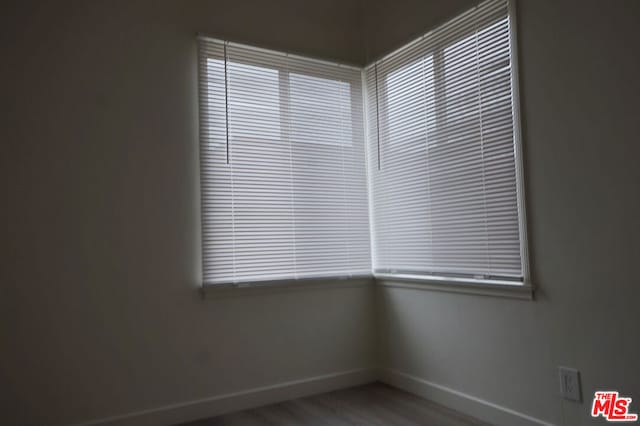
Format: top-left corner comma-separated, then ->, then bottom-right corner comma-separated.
196,33 -> 363,71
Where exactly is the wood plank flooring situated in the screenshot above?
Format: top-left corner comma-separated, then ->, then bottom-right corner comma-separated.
180,383 -> 489,426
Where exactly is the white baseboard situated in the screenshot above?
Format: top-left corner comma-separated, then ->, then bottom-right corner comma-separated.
75,367 -> 553,426
76,368 -> 377,426
381,368 -> 554,426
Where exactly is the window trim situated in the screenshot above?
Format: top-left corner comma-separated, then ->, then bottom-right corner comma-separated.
374,273 -> 533,300
507,0 -> 532,291
200,273 -> 532,300
201,275 -> 373,299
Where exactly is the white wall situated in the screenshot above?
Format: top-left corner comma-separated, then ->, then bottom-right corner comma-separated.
0,1 -> 375,425
3,1 -> 640,425
374,1 -> 640,425
362,0 -> 474,62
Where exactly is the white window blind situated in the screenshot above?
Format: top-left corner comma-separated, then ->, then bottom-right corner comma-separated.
198,38 -> 371,285
365,0 -> 528,283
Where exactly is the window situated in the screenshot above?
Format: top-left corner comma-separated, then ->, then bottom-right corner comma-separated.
365,0 -> 529,286
198,0 -> 528,294
198,40 -> 371,285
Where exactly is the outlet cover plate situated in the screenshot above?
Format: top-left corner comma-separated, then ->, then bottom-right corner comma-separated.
559,366 -> 581,402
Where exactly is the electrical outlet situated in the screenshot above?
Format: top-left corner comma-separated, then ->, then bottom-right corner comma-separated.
559,367 -> 581,402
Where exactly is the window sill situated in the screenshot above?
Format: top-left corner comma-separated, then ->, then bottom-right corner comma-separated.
374,273 -> 534,300
201,275 -> 374,299
200,273 -> 533,300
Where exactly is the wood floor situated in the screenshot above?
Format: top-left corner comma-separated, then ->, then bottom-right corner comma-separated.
180,383 -> 488,426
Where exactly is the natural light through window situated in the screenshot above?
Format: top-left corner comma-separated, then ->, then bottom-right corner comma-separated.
198,42 -> 370,285
366,0 -> 527,286
198,0 -> 528,293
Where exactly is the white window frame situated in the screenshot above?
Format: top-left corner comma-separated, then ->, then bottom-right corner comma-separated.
197,37 -> 373,296
198,0 -> 532,300
368,0 -> 531,299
